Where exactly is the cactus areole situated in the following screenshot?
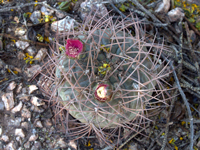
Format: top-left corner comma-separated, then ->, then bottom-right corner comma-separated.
65,39 -> 83,59
94,82 -> 113,102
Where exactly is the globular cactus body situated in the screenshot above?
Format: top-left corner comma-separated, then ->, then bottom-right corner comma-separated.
39,10 -> 173,146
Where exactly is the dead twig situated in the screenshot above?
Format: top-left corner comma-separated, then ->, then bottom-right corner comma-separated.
0,1 -> 72,18
162,57 -> 194,150
130,0 -> 180,43
0,1 -> 45,12
0,33 -> 49,47
184,17 -> 200,37
110,1 -> 168,27
161,89 -> 178,150
117,125 -> 149,150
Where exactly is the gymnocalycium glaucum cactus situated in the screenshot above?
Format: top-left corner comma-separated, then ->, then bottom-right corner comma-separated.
39,10 -> 173,147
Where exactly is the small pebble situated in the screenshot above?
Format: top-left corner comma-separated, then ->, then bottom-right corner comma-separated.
31,96 -> 45,106
30,11 -> 41,24
51,16 -> 78,32
7,81 -> 16,91
55,138 -> 68,148
35,120 -> 43,128
30,105 -> 44,113
26,47 -> 36,57
11,101 -> 23,113
15,128 -> 25,138
168,7 -> 185,22
21,106 -> 31,118
31,141 -> 42,150
29,134 -> 38,142
16,40 -> 29,50
8,117 -> 22,127
15,27 -> 26,36
41,6 -> 54,15
16,136 -> 22,144
155,0 -> 170,14
0,101 -> 5,111
25,65 -> 41,78
24,141 -> 30,149
1,135 -> 9,142
16,83 -> 23,94
29,85 -> 38,94
2,92 -> 14,110
5,141 -> 16,150
34,48 -> 47,61
21,122 -> 29,131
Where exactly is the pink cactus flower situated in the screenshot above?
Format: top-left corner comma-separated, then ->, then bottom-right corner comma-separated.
94,83 -> 113,102
65,39 -> 83,59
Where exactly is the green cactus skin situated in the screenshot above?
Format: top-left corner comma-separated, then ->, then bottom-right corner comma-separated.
39,10 -> 173,145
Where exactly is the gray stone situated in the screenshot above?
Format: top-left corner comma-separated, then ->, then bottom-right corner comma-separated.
1,92 -> 14,110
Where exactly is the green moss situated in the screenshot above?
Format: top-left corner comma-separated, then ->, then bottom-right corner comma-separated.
195,22 -> 200,30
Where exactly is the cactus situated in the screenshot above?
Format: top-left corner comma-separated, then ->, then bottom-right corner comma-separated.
38,10 -> 173,147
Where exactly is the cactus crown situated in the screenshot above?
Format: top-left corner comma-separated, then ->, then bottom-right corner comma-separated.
38,10 -> 173,147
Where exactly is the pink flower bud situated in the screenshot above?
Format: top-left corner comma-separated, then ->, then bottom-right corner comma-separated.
65,39 -> 83,59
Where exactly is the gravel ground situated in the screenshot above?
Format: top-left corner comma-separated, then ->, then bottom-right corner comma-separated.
1,0 -> 200,150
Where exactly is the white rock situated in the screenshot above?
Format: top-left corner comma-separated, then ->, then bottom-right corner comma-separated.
7,28 -> 12,33
21,106 -> 31,118
55,138 -> 68,148
41,6 -> 54,15
16,136 -> 22,144
8,117 -> 22,127
2,92 -> 14,110
51,16 -> 78,32
155,0 -> 170,14
15,129 -> 25,138
7,81 -> 17,91
35,120 -> 43,128
26,47 -> 36,57
15,40 -> 29,50
11,101 -> 23,113
1,135 -> 9,142
28,85 -> 38,94
5,141 -> 16,150
0,126 -> 2,136
0,101 -> 5,111
21,122 -> 29,130
69,140 -> 77,150
30,105 -> 44,113
34,48 -> 47,61
30,11 -> 41,24
26,65 -> 41,78
15,27 -> 27,36
16,83 -> 23,94
29,134 -> 38,142
168,7 -> 185,22
30,96 -> 45,106
80,1 -> 108,20
24,141 -> 30,149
